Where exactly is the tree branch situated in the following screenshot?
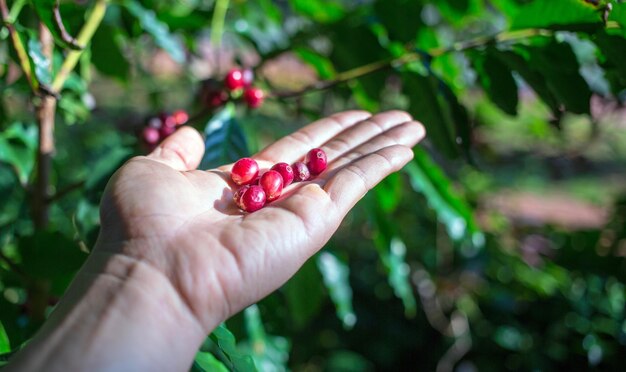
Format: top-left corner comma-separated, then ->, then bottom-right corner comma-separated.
50,0 -> 108,92
0,0 -> 39,93
269,28 -> 555,99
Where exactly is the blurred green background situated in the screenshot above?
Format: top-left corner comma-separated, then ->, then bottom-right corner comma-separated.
1,0 -> 626,371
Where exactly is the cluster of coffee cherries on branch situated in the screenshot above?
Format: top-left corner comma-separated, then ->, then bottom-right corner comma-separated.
140,110 -> 189,151
231,148 -> 328,213
201,67 -> 265,110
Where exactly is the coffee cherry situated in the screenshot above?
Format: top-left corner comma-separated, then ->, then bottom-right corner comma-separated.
208,91 -> 229,108
225,68 -> 245,91
231,158 -> 259,185
233,185 -> 250,210
305,148 -> 327,175
243,87 -> 264,108
147,117 -> 162,129
292,161 -> 311,182
242,68 -> 254,87
160,112 -> 176,128
240,185 -> 266,212
259,170 -> 283,202
172,110 -> 189,126
159,124 -> 176,138
142,127 -> 160,145
271,162 -> 294,187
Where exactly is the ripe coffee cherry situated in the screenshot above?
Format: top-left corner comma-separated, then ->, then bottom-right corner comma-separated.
147,117 -> 162,128
142,127 -> 160,145
243,87 -> 264,108
159,124 -> 176,138
305,148 -> 327,175
292,162 -> 311,182
233,185 -> 250,210
231,158 -> 259,185
160,112 -> 177,128
271,162 -> 294,186
225,68 -> 245,91
172,110 -> 189,126
242,68 -> 254,87
259,170 -> 283,202
240,185 -> 266,212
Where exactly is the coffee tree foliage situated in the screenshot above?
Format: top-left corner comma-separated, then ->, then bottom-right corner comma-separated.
1,0 -> 626,370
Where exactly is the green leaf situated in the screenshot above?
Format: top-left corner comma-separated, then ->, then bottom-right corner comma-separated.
91,25 -> 129,80
594,31 -> 626,97
469,48 -> 519,116
17,231 -> 87,295
192,351 -> 229,372
608,3 -> 626,37
316,251 -> 356,329
84,146 -> 132,191
0,322 -> 9,354
373,0 -> 423,43
402,70 -> 460,158
289,0 -> 345,23
370,204 -> 416,317
31,0 -> 82,50
125,0 -> 185,63
491,49 -> 561,114
404,147 -> 483,245
209,324 -> 257,372
294,47 -> 336,79
511,0 -> 603,31
27,37 -> 51,86
240,305 -> 290,371
283,259 -> 325,329
0,122 -> 38,185
201,103 -> 250,169
522,40 -> 592,115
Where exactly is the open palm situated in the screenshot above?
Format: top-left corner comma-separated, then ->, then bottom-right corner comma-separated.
95,110 -> 424,331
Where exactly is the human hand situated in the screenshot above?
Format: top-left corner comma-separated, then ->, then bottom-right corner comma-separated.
95,110 -> 424,332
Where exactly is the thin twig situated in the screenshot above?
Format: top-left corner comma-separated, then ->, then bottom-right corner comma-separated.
0,0 -> 39,93
53,0 -> 82,49
51,0 -> 108,92
46,179 -> 86,203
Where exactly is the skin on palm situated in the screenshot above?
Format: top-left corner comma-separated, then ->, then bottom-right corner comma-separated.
96,110 -> 425,332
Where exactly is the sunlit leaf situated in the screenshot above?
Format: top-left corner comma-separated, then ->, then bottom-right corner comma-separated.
209,324 -> 257,372
0,122 -> 38,185
26,37 -> 51,86
125,0 -> 185,63
404,147 -> 482,245
0,322 -> 9,354
192,351 -> 229,372
240,305 -> 290,371
317,251 -> 356,329
289,0 -> 345,23
201,103 -> 250,169
511,0 -> 603,31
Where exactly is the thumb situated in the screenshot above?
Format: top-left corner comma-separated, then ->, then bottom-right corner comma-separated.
147,126 -> 205,171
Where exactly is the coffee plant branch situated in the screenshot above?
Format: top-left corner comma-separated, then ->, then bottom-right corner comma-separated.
0,0 -> 39,93
269,28 -> 558,99
50,0 -> 108,92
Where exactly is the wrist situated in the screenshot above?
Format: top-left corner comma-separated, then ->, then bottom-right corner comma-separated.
9,249 -> 208,371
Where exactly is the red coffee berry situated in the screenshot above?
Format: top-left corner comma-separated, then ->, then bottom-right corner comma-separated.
292,162 -> 311,182
159,124 -> 176,138
233,185 -> 250,210
172,110 -> 189,126
242,68 -> 254,87
306,148 -> 327,175
231,158 -> 259,185
240,185 -> 266,212
207,91 -> 229,108
225,68 -> 245,91
142,127 -> 160,145
259,170 -> 283,202
243,87 -> 264,108
271,162 -> 294,187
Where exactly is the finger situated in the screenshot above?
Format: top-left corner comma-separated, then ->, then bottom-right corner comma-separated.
320,110 -> 414,162
255,110 -> 371,163
147,126 -> 205,171
323,145 -> 415,214
326,120 -> 425,170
